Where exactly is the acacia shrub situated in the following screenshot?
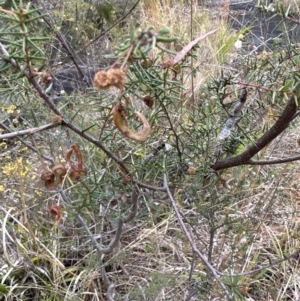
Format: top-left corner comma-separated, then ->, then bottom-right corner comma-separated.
1,1 -> 300,300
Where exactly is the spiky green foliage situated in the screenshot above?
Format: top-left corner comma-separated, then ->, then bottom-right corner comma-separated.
1,1 -> 300,301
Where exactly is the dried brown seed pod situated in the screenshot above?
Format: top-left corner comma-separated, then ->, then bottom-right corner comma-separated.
113,104 -> 151,143
41,169 -> 54,182
187,166 -> 196,175
122,174 -> 131,184
143,96 -> 154,108
40,71 -> 52,85
94,69 -> 126,90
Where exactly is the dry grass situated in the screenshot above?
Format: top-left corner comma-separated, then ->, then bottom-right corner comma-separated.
278,0 -> 300,14
101,135 -> 300,300
137,0 -> 238,93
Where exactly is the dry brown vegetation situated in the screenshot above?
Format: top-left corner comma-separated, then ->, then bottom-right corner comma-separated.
278,0 -> 300,14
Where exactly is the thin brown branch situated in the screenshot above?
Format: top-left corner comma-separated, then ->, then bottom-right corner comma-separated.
233,80 -> 292,95
276,10 -> 300,25
62,120 -> 127,171
213,87 -> 299,171
0,122 -> 61,140
29,76 -> 62,114
31,1 -> 85,77
247,155 -> 300,165
0,121 -> 54,163
159,100 -> 182,159
63,120 -> 166,191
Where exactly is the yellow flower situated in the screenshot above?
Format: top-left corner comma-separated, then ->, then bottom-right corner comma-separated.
0,185 -> 5,192
0,142 -> 7,150
7,105 -> 16,114
2,158 -> 29,178
2,162 -> 16,177
35,190 -> 42,196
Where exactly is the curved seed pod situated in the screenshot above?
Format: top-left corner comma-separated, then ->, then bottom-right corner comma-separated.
66,145 -> 84,170
41,168 -> 63,190
41,169 -> 54,182
45,178 -> 62,190
52,164 -> 67,178
69,169 -> 87,181
49,205 -> 61,221
113,105 -> 151,143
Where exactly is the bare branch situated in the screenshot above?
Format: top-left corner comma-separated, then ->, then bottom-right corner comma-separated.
213,88 -> 299,171
0,122 -> 61,140
95,188 -> 139,253
60,188 -> 137,301
247,155 -> 300,165
100,265 -> 116,301
0,121 -> 54,163
233,80 -> 292,94
80,215 -> 124,255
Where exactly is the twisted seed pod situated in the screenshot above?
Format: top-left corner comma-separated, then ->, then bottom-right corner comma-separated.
113,105 -> 151,143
